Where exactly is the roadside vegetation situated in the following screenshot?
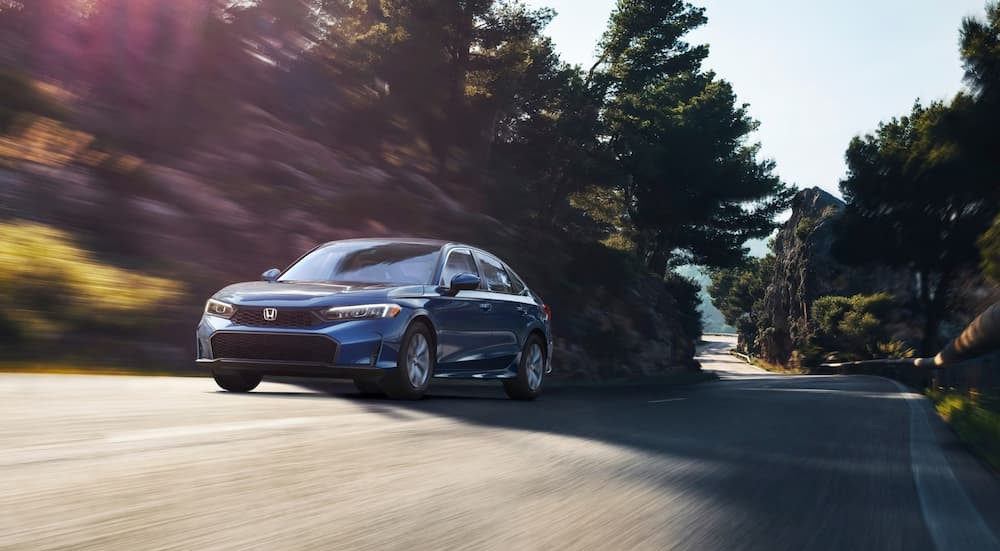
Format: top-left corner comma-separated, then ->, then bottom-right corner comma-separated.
0,221 -> 181,352
0,1 -> 794,378
706,3 -> 1000,467
708,3 -> 1000,370
930,390 -> 1000,471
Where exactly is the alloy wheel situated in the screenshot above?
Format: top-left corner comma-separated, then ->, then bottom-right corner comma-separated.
407,333 -> 431,388
526,342 -> 544,390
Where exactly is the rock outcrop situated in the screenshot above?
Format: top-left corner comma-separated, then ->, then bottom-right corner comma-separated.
759,187 -> 911,365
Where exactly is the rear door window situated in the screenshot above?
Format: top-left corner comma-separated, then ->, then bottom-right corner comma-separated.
477,254 -> 513,294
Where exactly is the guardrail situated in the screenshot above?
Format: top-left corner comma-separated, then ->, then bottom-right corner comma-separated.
821,301 -> 1000,392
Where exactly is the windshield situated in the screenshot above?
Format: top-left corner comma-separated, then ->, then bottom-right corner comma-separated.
279,242 -> 441,285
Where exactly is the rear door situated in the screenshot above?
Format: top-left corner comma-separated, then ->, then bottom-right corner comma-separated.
473,252 -> 524,370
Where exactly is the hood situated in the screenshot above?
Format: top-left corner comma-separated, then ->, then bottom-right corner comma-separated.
213,281 -> 430,308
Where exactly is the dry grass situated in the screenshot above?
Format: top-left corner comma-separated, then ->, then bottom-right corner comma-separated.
0,362 -> 204,378
729,352 -> 810,374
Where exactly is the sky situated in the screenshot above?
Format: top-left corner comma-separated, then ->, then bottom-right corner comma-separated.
523,0 -> 987,198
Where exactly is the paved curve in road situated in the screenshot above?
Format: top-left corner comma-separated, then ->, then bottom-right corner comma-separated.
2,335 -> 999,550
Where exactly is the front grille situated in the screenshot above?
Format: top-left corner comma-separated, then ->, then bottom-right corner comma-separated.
211,333 -> 337,364
232,308 -> 320,328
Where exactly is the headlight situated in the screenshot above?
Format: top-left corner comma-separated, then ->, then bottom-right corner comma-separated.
205,298 -> 235,319
322,303 -> 401,321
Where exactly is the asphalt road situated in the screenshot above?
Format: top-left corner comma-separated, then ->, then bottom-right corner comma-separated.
2,335 -> 999,550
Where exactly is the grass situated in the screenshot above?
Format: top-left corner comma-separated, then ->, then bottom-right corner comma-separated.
0,361 -> 204,377
928,390 -> 1000,472
734,353 -> 811,374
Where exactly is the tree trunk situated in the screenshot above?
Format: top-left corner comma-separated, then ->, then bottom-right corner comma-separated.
919,268 -> 953,357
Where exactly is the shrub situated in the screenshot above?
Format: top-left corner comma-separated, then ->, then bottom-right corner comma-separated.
870,341 -> 916,360
663,272 -> 703,341
0,70 -> 63,132
795,216 -> 816,240
811,292 -> 896,360
979,214 -> 1000,284
931,391 -> 1000,471
0,221 -> 183,345
796,340 -> 828,367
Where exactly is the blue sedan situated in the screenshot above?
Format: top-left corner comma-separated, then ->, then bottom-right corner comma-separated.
196,238 -> 553,400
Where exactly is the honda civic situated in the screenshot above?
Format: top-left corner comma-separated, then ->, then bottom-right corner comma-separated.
196,238 -> 553,400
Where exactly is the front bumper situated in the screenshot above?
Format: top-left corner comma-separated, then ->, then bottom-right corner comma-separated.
196,358 -> 392,379
196,312 -> 410,377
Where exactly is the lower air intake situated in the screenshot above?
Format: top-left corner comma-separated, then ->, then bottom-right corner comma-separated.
211,333 -> 337,364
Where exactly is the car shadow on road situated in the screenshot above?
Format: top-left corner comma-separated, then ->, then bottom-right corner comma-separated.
257,370 -> 956,550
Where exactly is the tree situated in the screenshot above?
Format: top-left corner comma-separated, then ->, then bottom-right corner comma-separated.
980,215 -> 1000,284
833,101 -> 996,355
811,293 -> 897,361
354,0 -> 556,189
961,2 -> 1000,104
489,43 -> 611,228
830,3 -> 1000,356
593,0 -> 793,273
708,255 -> 775,354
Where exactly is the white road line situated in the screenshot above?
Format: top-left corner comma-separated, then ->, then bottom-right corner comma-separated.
890,380 -> 1000,551
647,398 -> 686,404
105,416 -> 331,443
2,414 -> 466,467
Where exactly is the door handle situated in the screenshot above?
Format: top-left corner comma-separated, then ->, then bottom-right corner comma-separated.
515,306 -> 528,313
479,303 -> 493,312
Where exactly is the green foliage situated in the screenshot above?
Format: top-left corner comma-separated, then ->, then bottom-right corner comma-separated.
0,0 -> 803,371
833,4 -> 1000,353
593,0 -> 794,272
707,255 -> 775,353
979,214 -> 1000,284
0,221 -> 182,344
810,293 -> 896,361
795,341 -> 828,367
961,2 -> 1000,102
663,272 -> 703,341
794,216 -> 816,241
931,390 -> 1000,471
871,341 -> 916,360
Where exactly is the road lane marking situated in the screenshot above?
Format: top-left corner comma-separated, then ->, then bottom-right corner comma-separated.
3,414 -> 465,467
890,380 -> 1000,551
105,416 -> 330,443
647,398 -> 686,404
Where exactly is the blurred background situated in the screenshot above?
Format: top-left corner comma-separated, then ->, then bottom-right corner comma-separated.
0,0 -> 997,384
2,0 -> 781,378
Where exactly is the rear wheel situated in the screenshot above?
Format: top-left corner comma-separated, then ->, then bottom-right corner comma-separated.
213,370 -> 262,393
381,322 -> 435,400
503,335 -> 546,400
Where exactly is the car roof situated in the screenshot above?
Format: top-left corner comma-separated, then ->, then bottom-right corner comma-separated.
319,237 -> 474,250
317,238 -> 515,265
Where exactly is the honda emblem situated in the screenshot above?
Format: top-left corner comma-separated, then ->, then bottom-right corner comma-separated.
263,308 -> 277,321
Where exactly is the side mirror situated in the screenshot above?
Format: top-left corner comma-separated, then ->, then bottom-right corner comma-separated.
261,268 -> 281,282
449,272 -> 481,294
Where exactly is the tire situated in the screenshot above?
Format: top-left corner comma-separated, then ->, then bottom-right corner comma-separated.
213,370 -> 262,393
381,322 -> 435,400
503,335 -> 546,400
353,378 -> 384,396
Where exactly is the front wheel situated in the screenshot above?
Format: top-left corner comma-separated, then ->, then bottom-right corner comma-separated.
213,370 -> 262,393
380,322 -> 435,400
503,335 -> 546,400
